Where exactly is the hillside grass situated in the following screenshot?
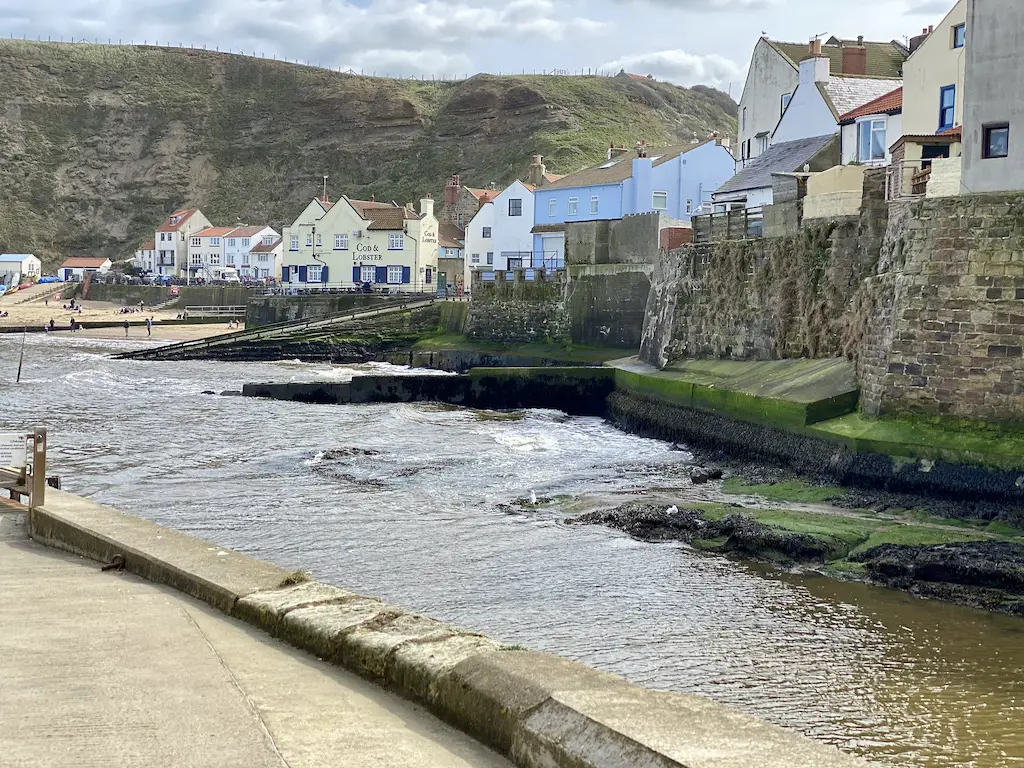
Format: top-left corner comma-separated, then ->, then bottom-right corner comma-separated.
0,41 -> 737,269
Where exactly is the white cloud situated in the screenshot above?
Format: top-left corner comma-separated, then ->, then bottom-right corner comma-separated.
602,50 -> 746,90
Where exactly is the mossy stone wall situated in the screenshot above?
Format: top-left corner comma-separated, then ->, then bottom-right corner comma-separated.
465,273 -> 567,344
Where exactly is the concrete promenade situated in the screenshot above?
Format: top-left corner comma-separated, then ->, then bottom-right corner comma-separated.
0,507 -> 509,768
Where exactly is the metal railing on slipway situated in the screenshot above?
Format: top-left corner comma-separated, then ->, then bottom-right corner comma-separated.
0,429 -> 47,508
112,298 -> 437,361
182,305 -> 247,318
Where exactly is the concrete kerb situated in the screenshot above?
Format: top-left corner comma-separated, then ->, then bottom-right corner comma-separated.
27,489 -> 871,768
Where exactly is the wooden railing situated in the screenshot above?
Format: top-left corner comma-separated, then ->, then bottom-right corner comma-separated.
0,429 -> 48,508
692,207 -> 764,244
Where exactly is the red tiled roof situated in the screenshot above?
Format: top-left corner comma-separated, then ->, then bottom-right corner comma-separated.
466,187 -> 497,203
839,86 -> 903,123
140,238 -> 155,251
59,257 -> 110,269
938,126 -> 963,137
347,198 -> 419,230
250,238 -> 282,253
438,222 -> 465,249
156,209 -> 198,233
193,227 -> 236,238
542,172 -> 565,184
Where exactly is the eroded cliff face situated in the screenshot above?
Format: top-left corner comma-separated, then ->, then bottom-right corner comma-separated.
0,41 -> 736,267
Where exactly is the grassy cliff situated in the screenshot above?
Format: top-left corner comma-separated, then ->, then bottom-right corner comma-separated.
0,41 -> 737,268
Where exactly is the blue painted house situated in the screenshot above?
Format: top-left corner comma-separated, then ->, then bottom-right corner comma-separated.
530,139 -> 736,267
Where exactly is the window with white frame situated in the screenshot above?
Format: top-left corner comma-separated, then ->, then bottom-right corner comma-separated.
261,269 -> 269,278
361,265 -> 375,282
190,254 -> 201,265
306,233 -> 313,247
471,253 -> 480,264
210,253 -> 220,265
486,252 -> 494,265
387,265 -> 403,284
262,235 -> 274,245
316,234 -> 322,247
191,237 -> 200,246
308,265 -> 322,283
389,233 -> 404,250
548,198 -> 556,217
508,198 -> 522,217
652,191 -> 668,211
758,135 -> 769,154
258,254 -> 269,263
445,248 -> 455,257
482,227 -> 492,238
335,233 -> 349,250
242,253 -> 250,264
227,238 -> 236,247
290,235 -> 299,251
781,93 -> 792,116
685,199 -> 692,215
857,118 -> 887,162
590,196 -> 599,214
226,254 -> 235,265
242,238 -> 250,247
210,237 -> 220,246
568,197 -> 578,215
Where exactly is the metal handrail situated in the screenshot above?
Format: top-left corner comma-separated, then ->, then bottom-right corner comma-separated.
113,298 -> 438,360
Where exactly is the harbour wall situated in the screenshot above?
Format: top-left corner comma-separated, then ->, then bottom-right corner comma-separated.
79,283 -> 254,308
26,489 -> 867,768
244,294 -> 390,327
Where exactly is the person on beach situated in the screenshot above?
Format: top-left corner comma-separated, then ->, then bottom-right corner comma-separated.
123,319 -> 129,337
146,317 -> 153,337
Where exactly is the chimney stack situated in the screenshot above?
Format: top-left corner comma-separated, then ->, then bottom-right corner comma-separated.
810,38 -> 823,57
528,155 -> 546,187
909,27 -> 931,53
420,194 -> 434,220
444,174 -> 460,206
842,38 -> 867,76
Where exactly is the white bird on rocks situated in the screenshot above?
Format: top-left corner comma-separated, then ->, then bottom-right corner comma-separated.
666,505 -> 679,515
530,491 -> 538,505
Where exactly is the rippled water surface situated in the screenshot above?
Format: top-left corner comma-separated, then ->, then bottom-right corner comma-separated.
2,334 -> 1023,767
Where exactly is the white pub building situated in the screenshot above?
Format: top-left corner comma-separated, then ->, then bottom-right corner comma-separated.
281,194 -> 439,293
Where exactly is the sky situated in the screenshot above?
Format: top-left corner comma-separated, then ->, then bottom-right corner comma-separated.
0,0 -> 958,95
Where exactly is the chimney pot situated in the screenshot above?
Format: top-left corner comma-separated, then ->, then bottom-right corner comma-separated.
857,35 -> 864,45
810,38 -> 823,57
929,25 -> 933,33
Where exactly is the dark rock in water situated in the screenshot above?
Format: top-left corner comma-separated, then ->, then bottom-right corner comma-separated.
569,503 -> 840,564
855,541 -> 1024,593
201,390 -> 216,395
690,466 -> 723,484
219,390 -> 242,397
320,447 -> 381,460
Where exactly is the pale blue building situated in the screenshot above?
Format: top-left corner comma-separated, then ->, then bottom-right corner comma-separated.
531,139 -> 735,268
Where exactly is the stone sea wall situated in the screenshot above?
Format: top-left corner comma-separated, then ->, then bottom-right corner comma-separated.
466,271 -> 567,344
244,294 -> 387,327
857,194 -> 1024,422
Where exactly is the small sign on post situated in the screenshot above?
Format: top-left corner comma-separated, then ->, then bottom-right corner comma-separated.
0,433 -> 27,469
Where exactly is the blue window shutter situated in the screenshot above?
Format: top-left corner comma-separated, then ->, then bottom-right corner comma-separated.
402,266 -> 411,284
352,266 -> 360,283
320,266 -> 329,283
375,266 -> 387,283
298,265 -> 307,283
282,266 -> 290,282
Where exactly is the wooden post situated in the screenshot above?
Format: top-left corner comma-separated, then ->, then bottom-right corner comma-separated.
31,428 -> 46,508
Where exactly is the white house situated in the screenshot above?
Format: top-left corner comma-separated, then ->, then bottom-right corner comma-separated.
737,35 -> 908,167
247,236 -> 283,282
464,198 -> 495,279
464,179 -> 537,284
839,87 -> 903,165
133,239 -> 156,274
188,227 -> 238,281
281,194 -> 439,293
155,209 -> 211,278
0,254 -> 42,286
223,226 -> 280,279
773,40 -> 902,146
58,257 -> 112,282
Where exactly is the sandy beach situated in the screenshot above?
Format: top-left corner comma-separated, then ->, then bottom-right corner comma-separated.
48,322 -> 241,342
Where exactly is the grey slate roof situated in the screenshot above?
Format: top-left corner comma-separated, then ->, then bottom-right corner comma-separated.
716,135 -> 836,195
820,76 -> 903,118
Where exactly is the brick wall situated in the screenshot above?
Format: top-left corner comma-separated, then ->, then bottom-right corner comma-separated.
858,194 -> 1024,421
